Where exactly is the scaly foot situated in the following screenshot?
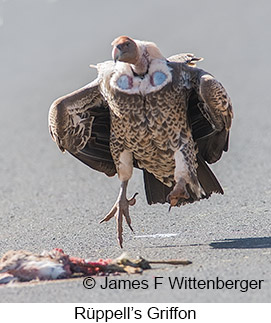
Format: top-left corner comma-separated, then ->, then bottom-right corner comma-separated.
100,192 -> 138,248
168,179 -> 190,207
168,177 -> 205,207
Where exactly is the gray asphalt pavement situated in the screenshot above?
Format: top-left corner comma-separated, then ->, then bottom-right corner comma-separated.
0,0 -> 271,302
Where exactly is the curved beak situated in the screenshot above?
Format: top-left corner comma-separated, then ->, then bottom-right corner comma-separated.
112,46 -> 121,62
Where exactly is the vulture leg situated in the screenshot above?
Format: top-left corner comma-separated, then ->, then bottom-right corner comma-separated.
168,142 -> 205,206
100,150 -> 137,247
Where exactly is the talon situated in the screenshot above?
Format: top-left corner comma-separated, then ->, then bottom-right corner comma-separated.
128,192 -> 138,206
100,184 -> 137,247
100,206 -> 117,223
168,180 -> 190,206
124,212 -> 133,232
116,211 -> 123,248
169,197 -> 179,207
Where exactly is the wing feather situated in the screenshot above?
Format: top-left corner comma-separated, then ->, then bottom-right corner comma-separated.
168,53 -> 203,66
49,79 -> 101,153
195,73 -> 233,163
49,79 -> 116,176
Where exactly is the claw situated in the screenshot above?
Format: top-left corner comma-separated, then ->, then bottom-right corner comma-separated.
116,211 -> 123,248
128,192 -> 138,206
99,205 -> 117,223
100,185 -> 138,247
123,211 -> 133,232
168,179 -> 190,206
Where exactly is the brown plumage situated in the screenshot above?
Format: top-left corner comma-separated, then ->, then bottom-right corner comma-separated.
49,36 -> 233,247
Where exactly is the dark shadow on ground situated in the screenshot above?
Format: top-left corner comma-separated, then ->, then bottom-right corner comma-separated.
210,237 -> 271,249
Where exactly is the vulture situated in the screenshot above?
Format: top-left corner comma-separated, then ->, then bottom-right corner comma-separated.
49,36 -> 233,247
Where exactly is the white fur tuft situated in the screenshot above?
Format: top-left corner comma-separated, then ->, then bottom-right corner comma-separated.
110,59 -> 172,95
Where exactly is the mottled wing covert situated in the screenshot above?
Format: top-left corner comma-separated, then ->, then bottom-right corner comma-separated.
49,79 -> 116,176
195,73 -> 233,164
168,53 -> 203,66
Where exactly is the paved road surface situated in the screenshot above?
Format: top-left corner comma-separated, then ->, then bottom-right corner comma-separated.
0,0 -> 270,302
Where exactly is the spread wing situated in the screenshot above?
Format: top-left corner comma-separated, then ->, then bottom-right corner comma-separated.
49,79 -> 116,177
168,53 -> 233,162
167,53 -> 203,66
189,72 -> 233,164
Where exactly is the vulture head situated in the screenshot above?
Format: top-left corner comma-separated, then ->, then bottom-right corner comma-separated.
111,36 -> 139,64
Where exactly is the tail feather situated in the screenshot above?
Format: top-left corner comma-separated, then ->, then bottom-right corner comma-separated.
196,154 -> 224,196
143,169 -> 172,205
